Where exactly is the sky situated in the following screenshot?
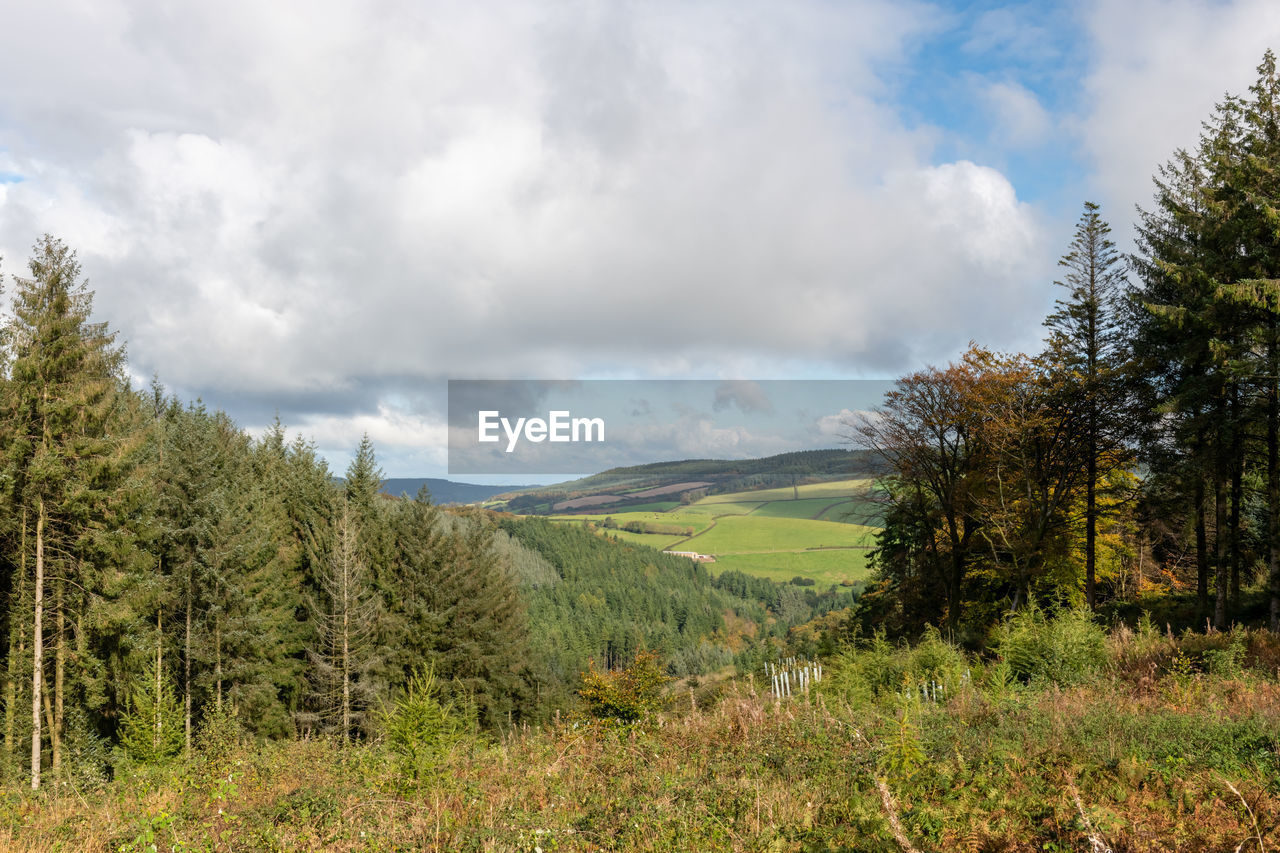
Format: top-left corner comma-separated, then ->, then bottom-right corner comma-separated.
2,0 -> 1280,478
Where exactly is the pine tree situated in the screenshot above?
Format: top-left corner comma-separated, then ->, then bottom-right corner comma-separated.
117,631 -> 183,764
1044,202 -> 1130,608
306,506 -> 380,740
0,236 -> 126,789
1132,51 -> 1280,628
344,433 -> 384,517
384,495 -> 533,726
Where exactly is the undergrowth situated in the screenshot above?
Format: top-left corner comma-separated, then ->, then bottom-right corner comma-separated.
3,620 -> 1278,852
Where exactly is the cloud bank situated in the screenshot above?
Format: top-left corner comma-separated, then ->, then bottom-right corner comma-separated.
7,1 -> 1271,473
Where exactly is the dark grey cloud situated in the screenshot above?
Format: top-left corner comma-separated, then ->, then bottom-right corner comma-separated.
713,381 -> 774,415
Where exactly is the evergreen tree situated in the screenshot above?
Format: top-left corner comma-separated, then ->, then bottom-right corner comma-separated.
118,618 -> 183,764
392,500 -> 530,728
1132,51 -> 1280,628
345,433 -> 384,516
306,506 -> 380,740
0,236 -> 127,788
1044,201 -> 1130,608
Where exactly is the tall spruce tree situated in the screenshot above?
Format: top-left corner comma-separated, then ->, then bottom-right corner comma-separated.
1133,51 -> 1280,628
0,236 -> 126,788
1228,52 -> 1280,631
1044,202 -> 1129,608
390,497 -> 530,728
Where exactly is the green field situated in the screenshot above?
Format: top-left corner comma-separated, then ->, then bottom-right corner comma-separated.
742,496 -> 848,520
599,529 -> 689,549
712,549 -> 869,587
678,500 -> 764,517
549,510 -> 712,530
608,500 -> 681,513
543,478 -> 882,591
684,515 -> 875,554
698,478 -> 873,503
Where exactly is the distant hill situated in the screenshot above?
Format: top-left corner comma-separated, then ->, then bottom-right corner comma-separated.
498,448 -> 884,514
379,478 -> 533,505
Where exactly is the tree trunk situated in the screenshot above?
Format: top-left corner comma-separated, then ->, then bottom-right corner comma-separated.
5,509 -> 26,777
215,619 -> 223,714
1215,463 -> 1229,631
1136,532 -> 1145,598
3,626 -> 15,778
1230,443 -> 1243,607
1229,386 -> 1243,607
52,581 -> 64,776
30,502 -> 44,791
1085,448 -> 1097,609
185,569 -> 192,754
155,610 -> 163,754
1196,478 -> 1209,614
1270,324 -> 1280,631
342,559 -> 351,742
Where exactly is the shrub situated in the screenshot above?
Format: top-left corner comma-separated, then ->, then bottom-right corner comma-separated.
118,659 -> 184,765
993,606 -> 1106,687
906,626 -> 969,688
379,667 -> 472,780
194,703 -> 242,771
822,627 -> 969,707
1203,631 -> 1248,679
577,649 -> 669,725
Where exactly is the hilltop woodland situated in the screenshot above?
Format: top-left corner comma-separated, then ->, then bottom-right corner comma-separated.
7,53 -> 1280,853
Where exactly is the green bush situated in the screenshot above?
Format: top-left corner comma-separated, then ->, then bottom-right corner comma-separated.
193,703 -> 242,771
379,667 -> 473,781
577,649 -> 669,725
822,627 -> 969,707
993,606 -> 1106,687
118,659 -> 184,765
1203,631 -> 1248,679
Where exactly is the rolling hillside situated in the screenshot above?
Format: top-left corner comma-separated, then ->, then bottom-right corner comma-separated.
495,448 -> 885,514
546,476 -> 881,589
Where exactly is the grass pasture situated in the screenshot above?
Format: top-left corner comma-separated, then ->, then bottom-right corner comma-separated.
606,500 -> 681,513
600,529 -> 689,549
816,499 -> 881,524
540,477 -> 884,591
549,510 -> 714,533
712,549 -> 870,587
746,496 -> 851,520
678,500 -> 764,517
684,515 -> 876,555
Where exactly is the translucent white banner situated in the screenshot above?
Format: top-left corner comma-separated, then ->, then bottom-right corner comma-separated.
447,379 -> 892,475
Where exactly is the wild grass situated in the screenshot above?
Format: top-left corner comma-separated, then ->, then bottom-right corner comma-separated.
6,621 -> 1279,852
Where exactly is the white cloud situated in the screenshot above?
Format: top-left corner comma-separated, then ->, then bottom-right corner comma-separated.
1081,0 -> 1280,244
815,408 -> 865,438
980,80 -> 1052,146
289,405 -> 451,476
0,0 -> 1054,473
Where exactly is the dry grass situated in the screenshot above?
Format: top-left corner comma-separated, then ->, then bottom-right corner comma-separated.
4,633 -> 1280,852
